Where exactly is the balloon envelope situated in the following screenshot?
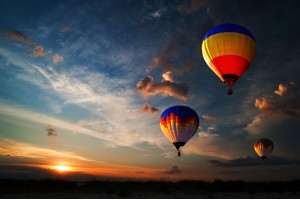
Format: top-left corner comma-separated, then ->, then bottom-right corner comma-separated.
254,138 -> 274,160
160,105 -> 199,156
202,23 -> 256,88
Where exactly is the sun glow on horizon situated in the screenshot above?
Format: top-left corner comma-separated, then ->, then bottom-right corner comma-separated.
54,165 -> 70,172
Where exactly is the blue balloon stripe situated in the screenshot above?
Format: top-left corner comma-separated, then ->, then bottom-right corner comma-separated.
160,105 -> 199,123
203,23 -> 255,41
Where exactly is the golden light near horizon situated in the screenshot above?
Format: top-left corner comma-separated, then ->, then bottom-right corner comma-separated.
54,165 -> 70,172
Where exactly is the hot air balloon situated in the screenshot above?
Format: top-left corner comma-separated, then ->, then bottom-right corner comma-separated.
202,23 -> 256,95
160,105 -> 199,157
254,138 -> 274,160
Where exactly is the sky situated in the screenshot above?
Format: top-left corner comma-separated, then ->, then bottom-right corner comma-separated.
0,0 -> 300,181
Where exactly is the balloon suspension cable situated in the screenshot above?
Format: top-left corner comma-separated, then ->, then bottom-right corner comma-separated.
177,150 -> 181,157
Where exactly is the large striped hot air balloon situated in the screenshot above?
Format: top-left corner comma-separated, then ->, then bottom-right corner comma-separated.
160,105 -> 199,157
254,138 -> 274,160
202,23 -> 256,95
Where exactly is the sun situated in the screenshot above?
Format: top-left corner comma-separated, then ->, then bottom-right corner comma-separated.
54,165 -> 70,172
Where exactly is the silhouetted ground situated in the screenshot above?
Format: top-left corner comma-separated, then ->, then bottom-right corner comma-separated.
1,178 -> 300,198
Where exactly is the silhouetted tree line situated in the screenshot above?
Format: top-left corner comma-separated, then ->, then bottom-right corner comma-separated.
1,178 -> 300,198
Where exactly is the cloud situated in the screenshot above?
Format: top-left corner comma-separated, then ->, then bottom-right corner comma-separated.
151,8 -> 163,18
140,103 -> 159,114
202,114 -> 216,121
177,0 -> 208,14
0,30 -> 36,45
275,83 -> 287,96
0,50 -> 169,152
182,130 -> 232,159
146,42 -> 194,74
254,84 -> 300,119
162,71 -> 174,82
60,24 -> 71,32
52,54 -> 64,64
164,165 -> 182,174
209,156 -> 300,167
0,137 -> 99,162
135,72 -> 189,100
0,101 -> 120,146
0,47 -> 169,153
32,45 -> 51,57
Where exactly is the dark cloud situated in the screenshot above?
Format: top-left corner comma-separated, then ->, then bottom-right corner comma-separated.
255,84 -> 300,119
0,30 -> 36,45
0,165 -> 53,179
164,165 -> 182,175
209,156 -> 300,167
177,0 -> 209,14
146,41 -> 194,75
60,24 -> 71,32
135,72 -> 189,100
140,103 -> 159,114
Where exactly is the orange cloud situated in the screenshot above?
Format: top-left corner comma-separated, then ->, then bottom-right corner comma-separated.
162,71 -> 173,82
254,98 -> 268,110
202,114 -> 216,121
60,24 -> 71,32
52,54 -> 64,63
135,73 -> 189,100
275,84 -> 287,96
32,45 -> 50,57
255,83 -> 300,118
141,103 -> 159,114
0,30 -> 36,45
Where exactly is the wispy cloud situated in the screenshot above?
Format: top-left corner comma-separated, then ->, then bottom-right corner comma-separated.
202,114 -> 216,121
0,101 -> 117,144
0,47 -> 169,152
182,129 -> 247,160
151,8 -> 163,18
0,137 -> 99,162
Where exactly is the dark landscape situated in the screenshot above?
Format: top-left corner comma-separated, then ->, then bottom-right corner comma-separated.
1,178 -> 300,198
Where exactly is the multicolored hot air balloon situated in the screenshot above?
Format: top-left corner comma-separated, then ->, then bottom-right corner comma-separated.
160,105 -> 199,157
202,23 -> 256,95
254,138 -> 274,160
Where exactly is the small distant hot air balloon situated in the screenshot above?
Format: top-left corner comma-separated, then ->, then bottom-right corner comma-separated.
254,138 -> 274,160
46,125 -> 57,136
160,105 -> 199,157
202,23 -> 256,95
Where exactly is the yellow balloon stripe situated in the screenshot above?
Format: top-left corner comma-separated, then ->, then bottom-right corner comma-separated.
160,121 -> 198,143
202,32 -> 256,64
254,144 -> 273,158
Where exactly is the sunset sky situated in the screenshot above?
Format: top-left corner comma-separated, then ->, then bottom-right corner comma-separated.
0,0 -> 300,181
